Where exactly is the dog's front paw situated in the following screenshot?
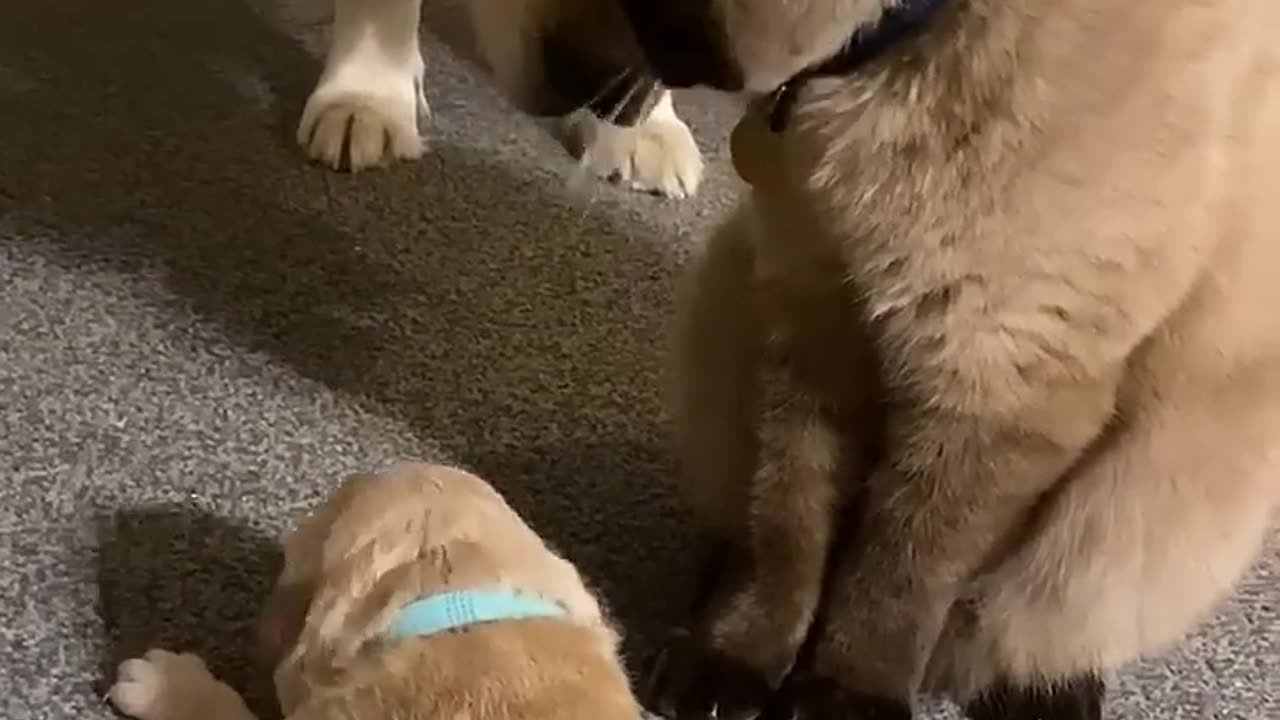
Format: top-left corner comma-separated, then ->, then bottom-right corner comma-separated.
297,51 -> 428,172
964,675 -> 1105,720
646,629 -> 777,720
573,95 -> 703,198
777,676 -> 915,720
108,649 -> 227,720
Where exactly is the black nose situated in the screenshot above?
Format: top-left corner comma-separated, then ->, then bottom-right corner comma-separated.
618,0 -> 744,90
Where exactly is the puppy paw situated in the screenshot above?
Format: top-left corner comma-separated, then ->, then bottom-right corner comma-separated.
297,51 -> 428,171
645,629 -> 776,720
775,675 -> 915,720
108,649 -> 229,720
573,102 -> 703,199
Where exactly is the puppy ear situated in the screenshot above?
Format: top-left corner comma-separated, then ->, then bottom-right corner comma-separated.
256,579 -> 314,667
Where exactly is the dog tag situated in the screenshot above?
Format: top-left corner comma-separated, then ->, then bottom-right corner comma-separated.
730,105 -> 785,189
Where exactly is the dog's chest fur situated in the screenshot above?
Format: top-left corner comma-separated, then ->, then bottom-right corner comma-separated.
743,0 -> 1271,421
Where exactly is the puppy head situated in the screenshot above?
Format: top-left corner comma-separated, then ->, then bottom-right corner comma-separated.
254,469 -> 375,669
255,463 -> 506,668
255,462 -> 637,720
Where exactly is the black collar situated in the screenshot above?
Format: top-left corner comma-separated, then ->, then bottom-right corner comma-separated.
766,0 -> 955,131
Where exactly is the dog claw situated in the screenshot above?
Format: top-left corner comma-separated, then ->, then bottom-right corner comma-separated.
964,675 -> 1104,720
770,675 -> 914,720
645,630 -> 775,720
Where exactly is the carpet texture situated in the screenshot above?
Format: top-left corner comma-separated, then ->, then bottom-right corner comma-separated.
0,1 -> 1275,718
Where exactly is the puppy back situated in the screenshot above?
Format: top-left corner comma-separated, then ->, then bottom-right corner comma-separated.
290,619 -> 642,720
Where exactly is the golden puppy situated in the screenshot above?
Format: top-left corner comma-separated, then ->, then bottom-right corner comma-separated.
107,462 -> 642,720
456,0 -> 1280,718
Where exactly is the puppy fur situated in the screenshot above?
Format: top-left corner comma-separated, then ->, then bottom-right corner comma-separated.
636,0 -> 1280,717
107,462 -> 642,720
296,0 -> 704,197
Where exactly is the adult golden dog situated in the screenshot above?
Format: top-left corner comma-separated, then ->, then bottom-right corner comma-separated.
106,462 -> 643,720
462,1 -> 1280,718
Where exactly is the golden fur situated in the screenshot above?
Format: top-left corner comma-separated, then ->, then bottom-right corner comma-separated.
652,0 -> 1280,716
107,462 -> 642,720
457,0 -> 1280,716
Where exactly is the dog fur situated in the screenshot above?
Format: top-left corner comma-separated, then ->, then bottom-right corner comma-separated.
638,0 -> 1280,717
295,0 -> 705,198
362,0 -> 1280,716
107,462 -> 642,720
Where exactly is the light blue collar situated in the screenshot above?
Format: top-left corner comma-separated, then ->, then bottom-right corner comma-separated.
385,589 -> 568,639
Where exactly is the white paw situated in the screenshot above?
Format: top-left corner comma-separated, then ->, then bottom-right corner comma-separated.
575,107 -> 703,199
297,51 -> 428,172
108,649 -> 218,720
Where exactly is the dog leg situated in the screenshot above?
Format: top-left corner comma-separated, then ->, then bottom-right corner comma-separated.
109,649 -> 258,720
297,0 -> 427,171
772,348 -> 1128,718
567,90 -> 703,198
650,373 -> 844,720
648,212 -> 854,720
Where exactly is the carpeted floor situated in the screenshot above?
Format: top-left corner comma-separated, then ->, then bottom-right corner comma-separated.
0,1 -> 1275,718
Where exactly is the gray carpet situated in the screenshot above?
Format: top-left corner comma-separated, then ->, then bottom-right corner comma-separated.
0,1 -> 1275,718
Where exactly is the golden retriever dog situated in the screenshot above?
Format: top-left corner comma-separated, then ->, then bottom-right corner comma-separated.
106,462 -> 643,720
296,0 -> 704,198
446,1 -> 1280,718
